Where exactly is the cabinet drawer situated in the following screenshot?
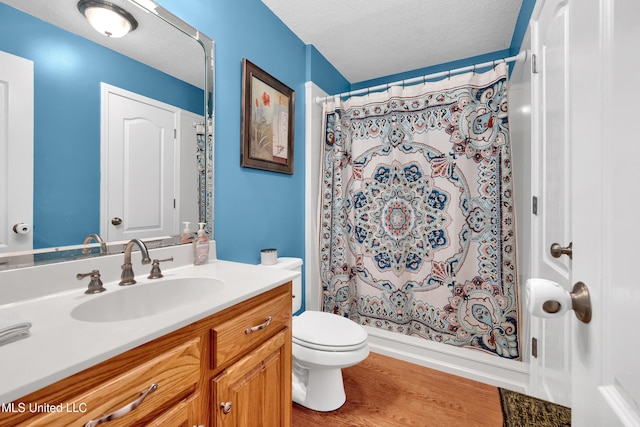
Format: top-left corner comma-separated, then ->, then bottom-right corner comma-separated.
212,292 -> 290,368
26,337 -> 201,427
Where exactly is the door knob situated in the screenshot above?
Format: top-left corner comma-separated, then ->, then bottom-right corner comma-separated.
550,242 -> 572,259
12,223 -> 32,235
111,217 -> 123,225
570,281 -> 592,324
220,401 -> 232,414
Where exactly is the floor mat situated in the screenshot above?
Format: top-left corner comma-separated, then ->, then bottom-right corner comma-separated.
499,388 -> 571,427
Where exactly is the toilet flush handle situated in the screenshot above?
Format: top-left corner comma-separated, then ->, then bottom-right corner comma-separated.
245,316 -> 272,334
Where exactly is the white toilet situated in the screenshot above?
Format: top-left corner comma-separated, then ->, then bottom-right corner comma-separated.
265,258 -> 369,412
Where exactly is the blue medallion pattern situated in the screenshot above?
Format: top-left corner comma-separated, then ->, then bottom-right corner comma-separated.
320,63 -> 520,359
352,161 -> 452,276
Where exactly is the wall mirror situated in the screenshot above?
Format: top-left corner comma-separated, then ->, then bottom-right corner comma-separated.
0,0 -> 214,269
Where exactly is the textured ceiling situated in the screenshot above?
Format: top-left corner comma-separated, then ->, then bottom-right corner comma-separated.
262,0 -> 524,83
2,0 -> 205,88
7,0 -> 525,88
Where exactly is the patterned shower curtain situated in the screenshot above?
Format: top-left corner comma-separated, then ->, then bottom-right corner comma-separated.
319,63 -> 520,359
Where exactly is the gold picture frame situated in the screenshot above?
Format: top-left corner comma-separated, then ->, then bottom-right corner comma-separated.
241,58 -> 295,174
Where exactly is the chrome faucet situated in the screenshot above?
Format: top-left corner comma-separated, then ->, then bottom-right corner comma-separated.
119,239 -> 151,286
82,233 -> 107,255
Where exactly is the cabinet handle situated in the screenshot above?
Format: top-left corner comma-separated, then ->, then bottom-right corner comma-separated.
220,401 -> 232,414
84,383 -> 158,427
245,316 -> 272,334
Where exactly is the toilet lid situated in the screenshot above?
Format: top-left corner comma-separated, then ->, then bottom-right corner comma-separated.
293,311 -> 367,351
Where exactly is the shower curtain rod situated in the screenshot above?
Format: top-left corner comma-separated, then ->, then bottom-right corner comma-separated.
314,50 -> 529,104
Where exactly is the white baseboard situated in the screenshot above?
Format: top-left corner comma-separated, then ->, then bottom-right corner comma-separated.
365,325 -> 529,393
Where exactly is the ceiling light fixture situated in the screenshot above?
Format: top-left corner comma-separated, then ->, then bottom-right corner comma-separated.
77,0 -> 138,38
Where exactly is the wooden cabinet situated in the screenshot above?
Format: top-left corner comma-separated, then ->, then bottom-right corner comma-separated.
213,330 -> 291,427
147,393 -> 202,427
211,292 -> 291,369
23,338 -> 201,427
0,283 -> 292,427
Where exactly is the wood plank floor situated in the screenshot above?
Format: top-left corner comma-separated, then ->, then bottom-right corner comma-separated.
292,352 -> 503,427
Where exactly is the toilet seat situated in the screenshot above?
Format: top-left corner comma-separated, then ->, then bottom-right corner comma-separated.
293,311 -> 368,352
291,310 -> 370,412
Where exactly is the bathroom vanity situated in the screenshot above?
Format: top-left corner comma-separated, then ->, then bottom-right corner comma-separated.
0,244 -> 296,426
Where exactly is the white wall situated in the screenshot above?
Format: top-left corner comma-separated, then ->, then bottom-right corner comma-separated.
303,82 -> 327,312
508,32 -> 533,366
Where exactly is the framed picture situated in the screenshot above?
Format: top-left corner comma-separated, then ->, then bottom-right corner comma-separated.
241,58 -> 295,174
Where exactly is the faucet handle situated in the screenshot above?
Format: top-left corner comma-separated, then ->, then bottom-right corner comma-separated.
77,270 -> 106,294
148,257 -> 174,279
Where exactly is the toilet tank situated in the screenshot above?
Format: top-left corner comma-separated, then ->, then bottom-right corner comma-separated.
264,257 -> 303,313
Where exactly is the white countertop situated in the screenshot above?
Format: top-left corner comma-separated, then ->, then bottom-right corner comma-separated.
0,248 -> 298,404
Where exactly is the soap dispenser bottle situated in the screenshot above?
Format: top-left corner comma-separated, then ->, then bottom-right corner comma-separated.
193,222 -> 209,265
180,222 -> 194,244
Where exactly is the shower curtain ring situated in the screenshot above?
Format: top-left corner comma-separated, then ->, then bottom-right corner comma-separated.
472,64 -> 476,75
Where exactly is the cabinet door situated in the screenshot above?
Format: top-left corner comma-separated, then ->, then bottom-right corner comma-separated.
213,330 -> 291,427
147,393 -> 202,427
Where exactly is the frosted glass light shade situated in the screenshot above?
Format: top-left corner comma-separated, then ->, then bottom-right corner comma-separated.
77,0 -> 138,38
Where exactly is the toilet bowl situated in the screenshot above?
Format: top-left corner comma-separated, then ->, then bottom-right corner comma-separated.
292,310 -> 369,411
263,258 -> 369,411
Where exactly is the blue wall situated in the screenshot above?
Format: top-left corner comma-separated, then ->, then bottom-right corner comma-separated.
154,0 -> 534,271
0,3 -> 203,249
305,45 -> 350,96
350,49 -> 512,92
156,0 -> 315,266
3,0 -> 534,292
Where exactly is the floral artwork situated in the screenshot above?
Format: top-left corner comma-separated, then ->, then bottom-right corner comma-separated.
250,78 -> 289,164
241,59 -> 295,174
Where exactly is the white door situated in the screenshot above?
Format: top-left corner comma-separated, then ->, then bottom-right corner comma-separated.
101,84 -> 177,242
0,51 -> 33,254
569,0 -> 640,425
529,0 -> 572,407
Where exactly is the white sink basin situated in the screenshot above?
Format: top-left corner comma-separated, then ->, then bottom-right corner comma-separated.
71,277 -> 224,322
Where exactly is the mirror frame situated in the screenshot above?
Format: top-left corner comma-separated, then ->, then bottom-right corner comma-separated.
137,0 -> 215,238
0,0 -> 214,270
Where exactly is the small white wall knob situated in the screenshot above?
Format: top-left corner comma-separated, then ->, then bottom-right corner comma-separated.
12,223 -> 32,235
